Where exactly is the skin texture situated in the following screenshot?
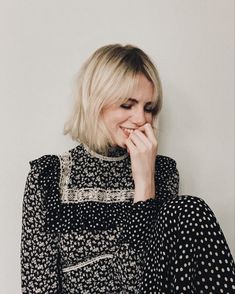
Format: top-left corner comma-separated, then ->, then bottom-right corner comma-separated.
102,74 -> 158,203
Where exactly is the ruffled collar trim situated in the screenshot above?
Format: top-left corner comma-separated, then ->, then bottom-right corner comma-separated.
78,142 -> 129,162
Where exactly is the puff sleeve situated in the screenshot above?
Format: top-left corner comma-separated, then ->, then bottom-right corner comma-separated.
20,155 -> 61,293
119,156 -> 179,253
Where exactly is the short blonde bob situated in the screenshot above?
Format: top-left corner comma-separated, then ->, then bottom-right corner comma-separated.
64,43 -> 163,155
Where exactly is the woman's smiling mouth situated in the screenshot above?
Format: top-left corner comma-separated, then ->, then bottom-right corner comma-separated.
120,126 -> 135,137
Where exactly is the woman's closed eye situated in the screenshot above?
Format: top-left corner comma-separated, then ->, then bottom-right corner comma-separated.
144,106 -> 156,113
120,103 -> 132,109
120,103 -> 155,113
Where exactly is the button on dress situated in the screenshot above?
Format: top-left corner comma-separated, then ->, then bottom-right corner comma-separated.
20,143 -> 235,293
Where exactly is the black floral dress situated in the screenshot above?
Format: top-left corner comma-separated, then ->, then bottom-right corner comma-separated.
20,143 -> 235,293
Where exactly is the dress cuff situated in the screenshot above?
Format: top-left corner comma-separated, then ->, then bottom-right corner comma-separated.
119,198 -> 160,253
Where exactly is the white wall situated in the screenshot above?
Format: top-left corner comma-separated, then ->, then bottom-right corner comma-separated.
0,0 -> 234,292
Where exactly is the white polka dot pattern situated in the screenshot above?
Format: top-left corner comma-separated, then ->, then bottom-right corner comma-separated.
141,195 -> 235,293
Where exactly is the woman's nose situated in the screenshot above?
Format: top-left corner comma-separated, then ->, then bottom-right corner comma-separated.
131,107 -> 146,126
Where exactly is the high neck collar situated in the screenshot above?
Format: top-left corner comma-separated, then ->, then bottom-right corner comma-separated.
79,142 -> 129,162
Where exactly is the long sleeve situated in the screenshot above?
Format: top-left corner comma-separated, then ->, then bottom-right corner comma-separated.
119,155 -> 179,253
155,155 -> 179,201
20,156 -> 61,293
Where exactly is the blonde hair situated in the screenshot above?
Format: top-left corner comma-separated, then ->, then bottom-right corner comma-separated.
64,44 -> 163,155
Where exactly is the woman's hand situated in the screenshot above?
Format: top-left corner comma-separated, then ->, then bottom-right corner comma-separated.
125,123 -> 158,203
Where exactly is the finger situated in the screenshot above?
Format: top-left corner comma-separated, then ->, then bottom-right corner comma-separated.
130,129 -> 152,148
138,123 -> 157,145
128,131 -> 148,151
124,137 -> 136,153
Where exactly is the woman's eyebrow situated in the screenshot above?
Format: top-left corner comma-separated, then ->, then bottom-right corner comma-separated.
128,98 -> 153,104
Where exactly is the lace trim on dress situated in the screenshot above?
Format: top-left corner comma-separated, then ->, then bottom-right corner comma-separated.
63,188 -> 135,203
62,254 -> 114,272
82,142 -> 129,162
59,151 -> 72,201
59,151 -> 134,203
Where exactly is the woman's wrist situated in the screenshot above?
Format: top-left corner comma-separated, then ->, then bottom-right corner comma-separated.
133,178 -> 156,203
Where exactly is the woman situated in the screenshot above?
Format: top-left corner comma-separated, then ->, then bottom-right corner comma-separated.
21,44 -> 235,293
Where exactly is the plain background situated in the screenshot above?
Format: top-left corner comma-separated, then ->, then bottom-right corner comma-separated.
0,0 -> 234,292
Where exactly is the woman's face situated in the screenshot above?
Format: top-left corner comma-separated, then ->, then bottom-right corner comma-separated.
101,74 -> 156,148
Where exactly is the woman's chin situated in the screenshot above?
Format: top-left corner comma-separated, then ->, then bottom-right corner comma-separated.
115,140 -> 127,149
